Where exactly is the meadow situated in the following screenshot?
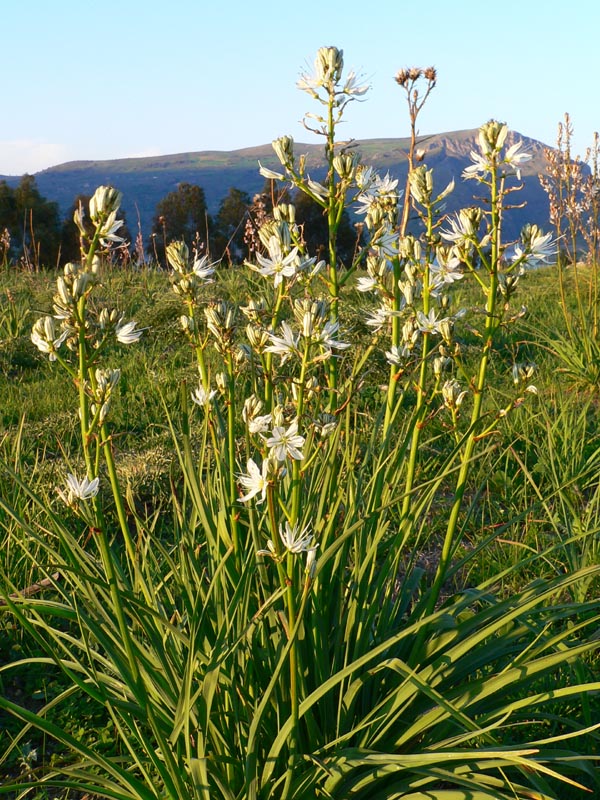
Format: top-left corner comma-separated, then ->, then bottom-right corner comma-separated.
1,47 -> 600,800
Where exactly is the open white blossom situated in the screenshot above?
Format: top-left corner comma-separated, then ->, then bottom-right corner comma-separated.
416,309 -> 448,335
280,521 -> 317,553
58,473 -> 100,506
513,225 -> 555,266
192,254 -> 217,280
191,384 -> 216,408
313,321 -> 351,355
115,319 -> 143,345
503,141 -> 532,180
385,345 -> 409,366
429,258 -> 464,289
266,420 -> 305,461
365,305 -> 403,332
253,236 -> 310,287
265,321 -> 301,362
356,275 -> 378,293
258,522 -> 319,570
238,458 -> 269,504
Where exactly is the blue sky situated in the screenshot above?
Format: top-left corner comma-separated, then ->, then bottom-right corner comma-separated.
2,0 -> 598,175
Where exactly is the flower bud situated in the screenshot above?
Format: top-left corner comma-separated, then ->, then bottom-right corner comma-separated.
180,314 -> 195,333
478,120 -> 508,156
272,136 -> 295,168
442,379 -> 467,409
166,241 -> 189,274
316,46 -> 344,84
89,186 -> 122,222
333,153 -> 358,181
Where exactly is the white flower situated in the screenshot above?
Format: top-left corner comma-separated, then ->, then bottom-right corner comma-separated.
242,396 -> 272,434
238,458 -> 269,504
115,319 -> 143,344
317,321 -> 351,354
416,309 -> 451,336
365,305 -> 392,332
31,316 -> 68,361
513,225 -> 555,266
371,225 -> 399,257
248,414 -> 272,434
297,46 -> 344,95
343,70 -> 369,96
58,473 -> 100,505
462,150 -> 491,180
504,141 -> 532,180
97,211 -> 124,245
258,522 -> 319,568
191,384 -> 216,408
385,345 -> 407,366
356,275 -> 378,293
429,258 -> 464,289
355,172 -> 401,215
192,254 -> 217,280
254,237 -> 306,287
266,420 -> 305,461
280,521 -> 317,554
265,321 -> 301,362
440,210 -> 481,245
258,162 -> 285,181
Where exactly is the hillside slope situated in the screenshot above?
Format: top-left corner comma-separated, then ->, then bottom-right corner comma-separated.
1,129 -> 553,242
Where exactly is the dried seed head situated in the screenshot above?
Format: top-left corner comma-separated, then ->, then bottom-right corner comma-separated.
394,69 -> 410,87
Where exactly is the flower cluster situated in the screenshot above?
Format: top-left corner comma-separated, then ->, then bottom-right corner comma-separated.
167,240 -> 217,306
31,187 -> 143,366
462,121 -> 532,181
297,46 -> 368,104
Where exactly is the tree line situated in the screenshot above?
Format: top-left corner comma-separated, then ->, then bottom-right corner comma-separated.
0,177 -> 358,269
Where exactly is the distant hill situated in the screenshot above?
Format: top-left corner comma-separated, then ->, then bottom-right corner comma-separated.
0,129 -> 554,243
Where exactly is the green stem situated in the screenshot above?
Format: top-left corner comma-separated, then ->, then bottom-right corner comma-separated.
326,91 -> 340,411
226,353 -> 240,557
290,350 -> 310,526
99,421 -> 136,565
426,164 -> 503,615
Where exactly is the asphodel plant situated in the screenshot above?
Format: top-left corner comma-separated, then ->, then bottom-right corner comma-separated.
2,48 -> 599,800
30,186 -> 143,564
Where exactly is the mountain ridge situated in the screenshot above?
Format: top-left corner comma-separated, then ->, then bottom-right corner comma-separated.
0,128 -> 554,241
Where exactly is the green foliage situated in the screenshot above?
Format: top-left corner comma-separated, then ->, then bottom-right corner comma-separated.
292,187 -> 359,266
0,176 -> 61,269
149,182 -> 211,264
213,186 -> 252,264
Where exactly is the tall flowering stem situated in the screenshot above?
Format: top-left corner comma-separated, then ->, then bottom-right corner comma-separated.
426,121 -> 525,614
380,67 -> 437,436
262,46 -> 368,409
398,183 -> 437,529
30,186 -> 140,565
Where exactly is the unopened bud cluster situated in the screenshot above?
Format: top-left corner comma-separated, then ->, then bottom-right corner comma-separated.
167,241 -> 217,306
